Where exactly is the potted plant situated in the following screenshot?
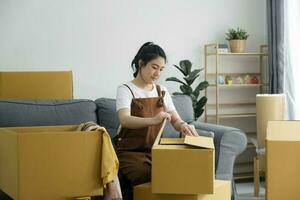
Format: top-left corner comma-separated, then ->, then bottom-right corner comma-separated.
166,60 -> 209,120
225,27 -> 249,53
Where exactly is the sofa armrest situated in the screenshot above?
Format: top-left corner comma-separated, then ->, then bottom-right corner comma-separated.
190,121 -> 247,180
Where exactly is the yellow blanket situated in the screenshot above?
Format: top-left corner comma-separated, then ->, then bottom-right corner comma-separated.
77,122 -> 119,187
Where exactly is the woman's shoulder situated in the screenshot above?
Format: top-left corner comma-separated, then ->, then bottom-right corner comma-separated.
117,82 -> 132,90
117,82 -> 132,94
156,84 -> 169,92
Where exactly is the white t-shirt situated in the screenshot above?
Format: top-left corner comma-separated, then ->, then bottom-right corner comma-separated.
116,82 -> 176,112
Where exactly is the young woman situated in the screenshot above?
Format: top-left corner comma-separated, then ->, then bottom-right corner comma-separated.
115,42 -> 198,199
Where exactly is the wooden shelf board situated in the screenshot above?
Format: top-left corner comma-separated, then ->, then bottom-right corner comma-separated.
206,113 -> 256,118
206,102 -> 256,106
234,172 -> 254,180
207,72 -> 261,76
209,84 -> 263,87
206,52 -> 268,56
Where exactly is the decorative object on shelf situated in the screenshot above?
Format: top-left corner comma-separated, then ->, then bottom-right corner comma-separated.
225,75 -> 232,85
225,27 -> 249,53
217,44 -> 229,53
218,75 -> 225,85
251,75 -> 259,84
235,76 -> 244,84
244,75 -> 251,84
166,60 -> 209,120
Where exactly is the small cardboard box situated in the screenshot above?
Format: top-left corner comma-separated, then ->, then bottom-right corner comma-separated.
0,71 -> 73,99
266,121 -> 300,200
134,180 -> 230,200
152,135 -> 215,194
0,125 -> 103,200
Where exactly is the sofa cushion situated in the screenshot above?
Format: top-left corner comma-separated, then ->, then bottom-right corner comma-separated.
162,95 -> 194,137
0,99 -> 97,127
95,98 -> 120,139
171,95 -> 194,123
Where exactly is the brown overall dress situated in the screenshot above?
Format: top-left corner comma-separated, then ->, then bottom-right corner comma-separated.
116,84 -> 165,186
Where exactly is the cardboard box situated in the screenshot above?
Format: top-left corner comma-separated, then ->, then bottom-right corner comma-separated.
0,125 -> 103,200
256,94 -> 285,170
0,71 -> 73,99
134,180 -> 231,200
266,121 -> 300,200
152,135 -> 215,194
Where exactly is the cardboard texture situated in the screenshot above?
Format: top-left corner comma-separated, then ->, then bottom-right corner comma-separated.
0,71 -> 73,99
134,180 -> 231,200
152,135 -> 215,194
0,125 -> 103,200
266,121 -> 300,200
256,94 -> 285,169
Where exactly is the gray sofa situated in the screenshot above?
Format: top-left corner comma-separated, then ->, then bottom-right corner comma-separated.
0,95 -> 247,200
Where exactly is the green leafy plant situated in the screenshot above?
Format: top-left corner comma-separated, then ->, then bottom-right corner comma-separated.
225,27 -> 249,41
166,60 -> 209,120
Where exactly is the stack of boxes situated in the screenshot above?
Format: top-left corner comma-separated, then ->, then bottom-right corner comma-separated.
134,135 -> 231,200
0,71 -> 106,199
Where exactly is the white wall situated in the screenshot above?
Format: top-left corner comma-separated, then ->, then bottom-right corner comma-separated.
0,0 -> 267,100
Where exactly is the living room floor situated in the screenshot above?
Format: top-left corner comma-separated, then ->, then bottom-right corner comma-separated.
236,181 -> 265,200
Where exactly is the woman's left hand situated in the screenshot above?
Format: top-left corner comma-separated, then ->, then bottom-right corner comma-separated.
180,123 -> 199,136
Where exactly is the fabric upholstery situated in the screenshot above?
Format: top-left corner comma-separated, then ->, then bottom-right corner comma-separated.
95,98 -> 120,139
0,99 -> 97,127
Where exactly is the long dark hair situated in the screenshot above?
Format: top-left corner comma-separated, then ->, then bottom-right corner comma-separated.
131,42 -> 167,77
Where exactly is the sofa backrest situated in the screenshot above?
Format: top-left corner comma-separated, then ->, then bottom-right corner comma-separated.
0,99 -> 97,127
96,95 -> 194,138
0,95 -> 194,139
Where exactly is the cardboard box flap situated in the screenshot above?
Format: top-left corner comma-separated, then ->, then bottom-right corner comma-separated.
160,138 -> 185,144
184,135 -> 214,149
267,121 -> 300,141
159,135 -> 214,149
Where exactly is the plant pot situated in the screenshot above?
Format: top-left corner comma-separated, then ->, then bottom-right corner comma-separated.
229,40 -> 246,53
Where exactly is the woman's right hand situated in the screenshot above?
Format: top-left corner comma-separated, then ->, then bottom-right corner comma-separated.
152,111 -> 172,125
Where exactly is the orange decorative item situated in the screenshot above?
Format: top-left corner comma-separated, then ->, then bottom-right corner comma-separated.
251,75 -> 259,84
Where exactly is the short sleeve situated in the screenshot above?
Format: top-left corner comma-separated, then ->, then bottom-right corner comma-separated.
160,85 -> 176,112
116,85 -> 133,112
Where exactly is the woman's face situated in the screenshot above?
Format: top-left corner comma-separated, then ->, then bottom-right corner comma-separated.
139,57 -> 165,84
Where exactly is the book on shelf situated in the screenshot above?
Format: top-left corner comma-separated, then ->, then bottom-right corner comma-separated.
217,44 -> 228,53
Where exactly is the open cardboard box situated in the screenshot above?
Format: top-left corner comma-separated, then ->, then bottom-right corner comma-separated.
0,125 -> 103,200
266,120 -> 300,200
134,180 -> 230,200
152,120 -> 215,194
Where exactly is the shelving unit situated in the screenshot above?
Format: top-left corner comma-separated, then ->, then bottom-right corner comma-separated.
204,43 -> 268,179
